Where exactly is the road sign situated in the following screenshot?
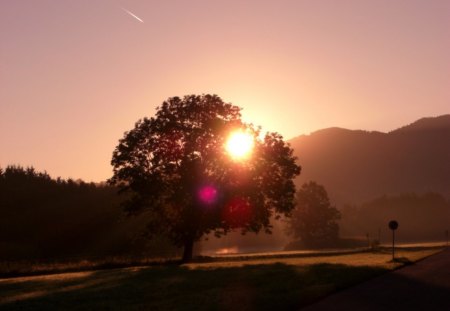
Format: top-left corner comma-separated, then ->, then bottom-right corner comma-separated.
389,220 -> 399,261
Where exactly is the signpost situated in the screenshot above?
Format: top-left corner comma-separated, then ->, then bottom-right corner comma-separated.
389,220 -> 399,261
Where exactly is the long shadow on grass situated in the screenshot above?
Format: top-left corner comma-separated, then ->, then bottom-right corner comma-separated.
0,263 -> 388,311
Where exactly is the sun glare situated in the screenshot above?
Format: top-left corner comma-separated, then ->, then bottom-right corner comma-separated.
226,131 -> 254,160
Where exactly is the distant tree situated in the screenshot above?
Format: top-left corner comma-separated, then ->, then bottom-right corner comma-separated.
287,181 -> 340,248
109,94 -> 301,262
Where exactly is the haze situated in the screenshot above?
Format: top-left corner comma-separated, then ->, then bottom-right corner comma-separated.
1,0 -> 449,182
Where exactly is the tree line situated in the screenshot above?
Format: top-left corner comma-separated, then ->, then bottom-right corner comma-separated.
0,166 -> 177,261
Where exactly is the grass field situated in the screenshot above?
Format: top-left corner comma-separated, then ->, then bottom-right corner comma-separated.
0,247 -> 442,310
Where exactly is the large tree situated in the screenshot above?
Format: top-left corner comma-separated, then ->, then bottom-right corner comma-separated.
287,181 -> 341,248
109,94 -> 301,262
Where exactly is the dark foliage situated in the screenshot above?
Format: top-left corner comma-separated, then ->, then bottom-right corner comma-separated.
0,165 -> 176,261
287,181 -> 341,248
109,94 -> 301,261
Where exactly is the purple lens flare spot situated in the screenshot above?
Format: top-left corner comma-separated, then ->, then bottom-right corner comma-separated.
198,185 -> 218,205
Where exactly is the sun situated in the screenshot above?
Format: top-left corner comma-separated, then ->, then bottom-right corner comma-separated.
225,131 -> 254,160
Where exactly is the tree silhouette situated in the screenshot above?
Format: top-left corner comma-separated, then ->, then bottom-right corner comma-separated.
109,94 -> 301,262
287,181 -> 340,248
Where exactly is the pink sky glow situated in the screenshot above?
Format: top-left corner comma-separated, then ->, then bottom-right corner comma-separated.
1,0 -> 449,181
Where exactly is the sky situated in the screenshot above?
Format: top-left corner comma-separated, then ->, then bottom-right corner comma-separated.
1,0 -> 449,182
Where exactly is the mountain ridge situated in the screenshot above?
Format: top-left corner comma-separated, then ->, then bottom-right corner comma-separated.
391,114 -> 450,133
289,115 -> 450,205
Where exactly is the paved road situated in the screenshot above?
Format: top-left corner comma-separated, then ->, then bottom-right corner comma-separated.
302,248 -> 450,310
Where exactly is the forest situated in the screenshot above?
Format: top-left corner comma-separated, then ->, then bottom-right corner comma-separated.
0,166 -> 177,261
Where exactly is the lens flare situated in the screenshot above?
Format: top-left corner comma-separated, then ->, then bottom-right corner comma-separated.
223,197 -> 252,227
198,185 -> 218,205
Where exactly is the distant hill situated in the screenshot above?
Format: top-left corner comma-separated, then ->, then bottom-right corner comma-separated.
289,115 -> 450,205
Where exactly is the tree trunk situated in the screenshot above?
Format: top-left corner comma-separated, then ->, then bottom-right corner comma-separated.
181,237 -> 194,263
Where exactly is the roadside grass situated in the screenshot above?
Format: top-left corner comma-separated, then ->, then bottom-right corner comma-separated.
187,247 -> 440,270
0,247 -> 442,310
0,256 -> 178,279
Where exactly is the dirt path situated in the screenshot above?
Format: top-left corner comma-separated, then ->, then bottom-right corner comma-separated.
302,247 -> 450,310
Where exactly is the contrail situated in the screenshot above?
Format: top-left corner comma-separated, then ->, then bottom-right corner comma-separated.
121,7 -> 144,23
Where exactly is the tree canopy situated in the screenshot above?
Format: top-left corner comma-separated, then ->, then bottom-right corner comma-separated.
109,94 -> 301,261
287,181 -> 340,248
